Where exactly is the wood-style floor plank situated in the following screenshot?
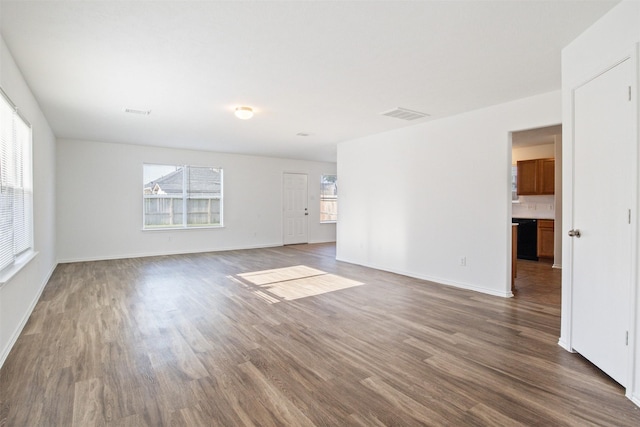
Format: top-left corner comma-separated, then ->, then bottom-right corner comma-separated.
1,243 -> 640,426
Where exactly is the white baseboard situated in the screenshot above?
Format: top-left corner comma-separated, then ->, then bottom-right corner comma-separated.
557,337 -> 574,352
56,243 -> 285,264
0,262 -> 57,369
552,264 -> 562,269
334,257 -> 512,298
630,392 -> 640,409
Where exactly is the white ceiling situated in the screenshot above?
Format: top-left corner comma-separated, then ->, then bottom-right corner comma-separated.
0,1 -> 618,163
512,124 -> 562,148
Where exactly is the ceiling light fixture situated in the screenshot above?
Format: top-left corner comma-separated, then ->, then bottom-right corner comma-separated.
235,106 -> 254,120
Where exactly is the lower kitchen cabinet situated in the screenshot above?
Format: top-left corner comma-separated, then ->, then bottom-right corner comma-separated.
537,219 -> 554,258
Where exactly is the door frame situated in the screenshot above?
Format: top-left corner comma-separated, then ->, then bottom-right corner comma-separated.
507,125 -> 562,297
560,45 -> 639,397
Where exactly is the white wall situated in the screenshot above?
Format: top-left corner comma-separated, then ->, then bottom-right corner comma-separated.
560,0 -> 640,406
512,143 -> 555,164
0,37 -> 57,366
337,90 -> 561,297
56,139 -> 336,262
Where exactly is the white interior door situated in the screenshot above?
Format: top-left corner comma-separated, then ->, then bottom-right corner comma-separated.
283,173 -> 308,245
571,58 -> 634,386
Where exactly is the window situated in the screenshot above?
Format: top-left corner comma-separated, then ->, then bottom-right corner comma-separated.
320,174 -> 337,223
0,88 -> 33,275
143,164 -> 223,229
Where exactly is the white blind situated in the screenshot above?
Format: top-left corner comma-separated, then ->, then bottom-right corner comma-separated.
0,89 -> 33,272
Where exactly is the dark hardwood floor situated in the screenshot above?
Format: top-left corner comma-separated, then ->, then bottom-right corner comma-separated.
513,258 -> 561,306
2,243 -> 639,426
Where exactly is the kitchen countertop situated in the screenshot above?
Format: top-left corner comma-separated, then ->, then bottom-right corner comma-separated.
512,214 -> 555,220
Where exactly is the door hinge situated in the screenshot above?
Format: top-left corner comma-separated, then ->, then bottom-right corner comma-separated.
629,86 -> 632,101
626,331 -> 629,346
629,209 -> 632,224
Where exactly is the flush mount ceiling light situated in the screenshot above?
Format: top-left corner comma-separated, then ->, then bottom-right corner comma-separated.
235,106 -> 254,120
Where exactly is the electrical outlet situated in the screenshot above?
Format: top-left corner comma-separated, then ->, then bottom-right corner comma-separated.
460,256 -> 467,267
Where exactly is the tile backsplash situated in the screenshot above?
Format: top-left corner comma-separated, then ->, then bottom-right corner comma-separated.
512,195 -> 555,219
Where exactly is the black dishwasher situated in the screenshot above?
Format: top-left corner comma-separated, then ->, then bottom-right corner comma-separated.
512,218 -> 538,261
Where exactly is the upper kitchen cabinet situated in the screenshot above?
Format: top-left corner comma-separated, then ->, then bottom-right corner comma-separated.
517,159 -> 538,194
539,159 -> 555,194
517,158 -> 555,195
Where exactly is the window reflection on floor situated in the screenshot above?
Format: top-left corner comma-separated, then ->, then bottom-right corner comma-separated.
233,265 -> 364,304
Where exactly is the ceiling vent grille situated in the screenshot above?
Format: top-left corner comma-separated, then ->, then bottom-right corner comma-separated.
123,108 -> 151,115
380,107 -> 429,121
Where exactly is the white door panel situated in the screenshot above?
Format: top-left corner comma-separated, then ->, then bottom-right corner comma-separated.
283,173 -> 308,245
571,58 -> 634,386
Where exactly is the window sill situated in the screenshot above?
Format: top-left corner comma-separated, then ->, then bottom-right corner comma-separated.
141,225 -> 224,231
0,250 -> 38,288
320,221 -> 337,224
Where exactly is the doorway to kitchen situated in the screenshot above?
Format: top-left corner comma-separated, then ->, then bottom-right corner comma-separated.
510,124 -> 562,300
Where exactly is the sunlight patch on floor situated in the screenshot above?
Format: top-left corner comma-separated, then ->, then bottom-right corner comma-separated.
235,265 -> 364,303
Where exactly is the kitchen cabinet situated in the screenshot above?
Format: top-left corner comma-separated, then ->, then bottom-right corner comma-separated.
539,159 -> 555,194
537,219 -> 554,258
517,158 -> 555,195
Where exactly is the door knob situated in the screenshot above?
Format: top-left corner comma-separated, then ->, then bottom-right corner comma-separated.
568,229 -> 581,238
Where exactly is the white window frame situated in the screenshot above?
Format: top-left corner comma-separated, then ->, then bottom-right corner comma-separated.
320,174 -> 337,223
142,163 -> 223,230
0,87 -> 35,286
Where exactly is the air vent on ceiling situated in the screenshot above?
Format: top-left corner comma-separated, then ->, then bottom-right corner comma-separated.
380,107 -> 429,121
296,132 -> 312,137
123,108 -> 151,115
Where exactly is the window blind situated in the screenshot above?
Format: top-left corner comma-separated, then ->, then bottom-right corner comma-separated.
0,88 -> 33,273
